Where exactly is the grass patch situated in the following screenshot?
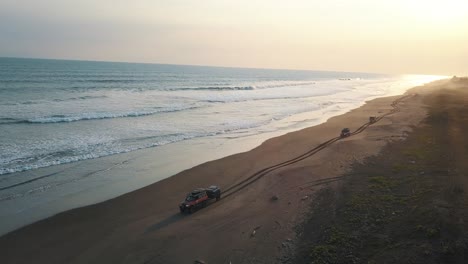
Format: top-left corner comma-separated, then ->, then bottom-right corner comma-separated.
368,176 -> 397,189
310,245 -> 337,264
294,84 -> 468,264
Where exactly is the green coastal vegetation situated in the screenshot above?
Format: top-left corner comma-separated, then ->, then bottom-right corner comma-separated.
295,83 -> 468,264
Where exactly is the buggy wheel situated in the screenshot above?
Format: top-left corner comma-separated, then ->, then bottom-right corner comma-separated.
216,196 -> 220,201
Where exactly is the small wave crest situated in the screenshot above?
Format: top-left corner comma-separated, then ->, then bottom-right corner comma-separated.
0,95 -> 109,107
0,106 -> 201,125
0,117 -> 21,125
51,95 -> 108,102
255,81 -> 316,89
25,106 -> 200,124
169,86 -> 256,91
166,81 -> 316,92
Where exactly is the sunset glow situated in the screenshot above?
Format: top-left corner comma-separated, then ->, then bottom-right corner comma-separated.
0,0 -> 467,75
404,0 -> 468,22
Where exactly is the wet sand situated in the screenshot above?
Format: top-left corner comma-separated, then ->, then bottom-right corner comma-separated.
0,79 -> 451,263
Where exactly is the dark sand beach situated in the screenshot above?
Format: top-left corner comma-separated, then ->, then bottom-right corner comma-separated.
293,77 -> 468,263
2,78 -> 467,263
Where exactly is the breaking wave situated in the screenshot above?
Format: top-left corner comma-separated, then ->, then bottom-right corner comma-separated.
165,81 -> 317,91
171,86 -> 256,91
0,106 -> 202,124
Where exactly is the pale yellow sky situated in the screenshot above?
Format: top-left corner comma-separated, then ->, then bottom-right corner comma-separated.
1,0 -> 467,75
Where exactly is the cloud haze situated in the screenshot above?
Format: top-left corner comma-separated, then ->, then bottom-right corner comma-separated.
1,0 -> 467,75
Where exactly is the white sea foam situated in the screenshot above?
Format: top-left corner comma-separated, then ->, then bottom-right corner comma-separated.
26,105 -> 201,123
163,80 -> 319,91
0,132 -> 202,175
0,58 -> 446,179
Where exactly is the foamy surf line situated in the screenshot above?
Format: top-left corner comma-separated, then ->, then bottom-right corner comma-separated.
0,103 -> 327,176
0,80 -> 437,177
0,94 -> 373,184
0,106 -> 202,124
0,133 -> 199,176
0,58 -> 446,181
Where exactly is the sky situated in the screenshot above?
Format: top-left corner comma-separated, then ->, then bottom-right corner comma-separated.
1,0 -> 467,75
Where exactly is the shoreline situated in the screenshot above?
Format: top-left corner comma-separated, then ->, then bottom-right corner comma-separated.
0,81 -> 435,236
0,79 -> 450,263
292,77 -> 468,263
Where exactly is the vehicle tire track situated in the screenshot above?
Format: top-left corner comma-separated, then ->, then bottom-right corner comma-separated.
222,94 -> 414,199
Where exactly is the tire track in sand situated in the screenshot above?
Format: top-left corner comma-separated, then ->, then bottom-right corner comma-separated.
221,94 -> 414,199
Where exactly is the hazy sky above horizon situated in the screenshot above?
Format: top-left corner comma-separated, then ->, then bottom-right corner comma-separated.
1,0 -> 467,75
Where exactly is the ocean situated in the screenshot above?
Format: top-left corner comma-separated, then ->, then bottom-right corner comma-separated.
0,57 -> 446,234
0,57 -> 442,177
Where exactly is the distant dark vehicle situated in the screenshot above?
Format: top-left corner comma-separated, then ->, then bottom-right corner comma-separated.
179,186 -> 221,214
340,128 -> 351,138
369,116 -> 376,123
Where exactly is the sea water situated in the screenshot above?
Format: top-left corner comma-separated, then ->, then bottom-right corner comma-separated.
0,57 -> 445,234
0,58 -> 443,177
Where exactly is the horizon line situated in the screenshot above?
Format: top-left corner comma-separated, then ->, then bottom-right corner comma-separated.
0,55 -> 449,77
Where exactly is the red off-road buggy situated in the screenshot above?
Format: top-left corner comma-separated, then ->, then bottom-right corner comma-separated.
179,186 -> 221,214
